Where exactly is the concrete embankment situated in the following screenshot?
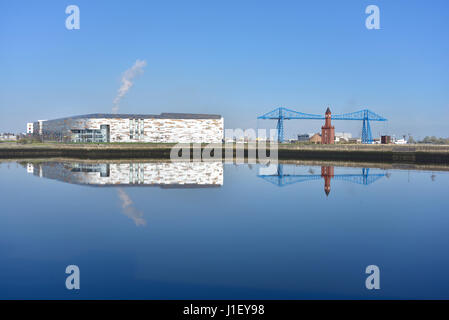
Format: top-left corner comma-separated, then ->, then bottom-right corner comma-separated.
274,144 -> 449,164
0,143 -> 176,159
1,143 -> 449,165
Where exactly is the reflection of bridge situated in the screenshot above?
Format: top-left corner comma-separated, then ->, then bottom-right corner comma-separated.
258,164 -> 386,196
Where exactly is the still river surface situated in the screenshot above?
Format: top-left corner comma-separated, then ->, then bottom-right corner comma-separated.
0,160 -> 448,299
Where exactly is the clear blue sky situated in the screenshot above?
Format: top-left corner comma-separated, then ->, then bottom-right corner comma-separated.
1,0 -> 448,139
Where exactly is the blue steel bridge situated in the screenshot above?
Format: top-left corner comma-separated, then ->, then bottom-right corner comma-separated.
257,107 -> 387,144
258,164 -> 386,196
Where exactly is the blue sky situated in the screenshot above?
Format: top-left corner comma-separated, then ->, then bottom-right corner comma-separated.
1,0 -> 448,139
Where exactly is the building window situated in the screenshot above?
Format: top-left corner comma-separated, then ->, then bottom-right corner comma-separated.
129,119 -> 144,141
70,163 -> 110,177
71,126 -> 109,143
129,163 -> 145,184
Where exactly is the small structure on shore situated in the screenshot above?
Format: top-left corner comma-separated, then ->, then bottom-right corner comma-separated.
309,133 -> 322,144
321,107 -> 335,144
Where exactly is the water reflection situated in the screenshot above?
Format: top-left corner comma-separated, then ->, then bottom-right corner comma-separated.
22,161 -> 388,197
258,164 -> 386,196
24,161 -> 224,187
117,188 -> 146,226
3,160 -> 448,299
22,161 -> 224,226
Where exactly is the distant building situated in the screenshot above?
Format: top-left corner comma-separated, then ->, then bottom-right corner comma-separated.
309,133 -> 322,144
28,113 -> 223,143
335,132 -> 352,143
297,134 -> 310,142
26,123 -> 34,134
394,138 -> 407,145
321,107 -> 335,144
37,120 -> 46,136
348,138 -> 362,144
381,135 -> 391,144
0,133 -> 17,141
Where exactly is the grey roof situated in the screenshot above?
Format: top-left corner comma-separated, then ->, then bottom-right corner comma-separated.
45,113 -> 222,122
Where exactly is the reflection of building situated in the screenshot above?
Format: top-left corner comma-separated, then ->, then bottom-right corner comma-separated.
258,164 -> 386,196
321,107 -> 335,144
321,166 -> 334,196
27,161 -> 223,187
29,113 -> 223,143
27,163 -> 34,173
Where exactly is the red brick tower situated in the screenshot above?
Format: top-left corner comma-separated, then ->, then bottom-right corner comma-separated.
321,166 -> 334,196
321,107 -> 335,144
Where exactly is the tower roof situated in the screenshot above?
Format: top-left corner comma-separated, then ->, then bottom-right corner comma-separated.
325,107 -> 331,114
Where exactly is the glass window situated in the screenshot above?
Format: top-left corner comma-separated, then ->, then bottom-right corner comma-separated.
71,127 -> 109,143
129,119 -> 144,141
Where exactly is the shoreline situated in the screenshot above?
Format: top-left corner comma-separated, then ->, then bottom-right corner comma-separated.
3,157 -> 449,172
1,142 -> 449,165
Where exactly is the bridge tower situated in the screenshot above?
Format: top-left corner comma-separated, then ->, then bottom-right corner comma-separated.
321,107 -> 335,144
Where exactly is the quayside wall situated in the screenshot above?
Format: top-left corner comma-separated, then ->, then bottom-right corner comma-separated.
0,143 -> 449,165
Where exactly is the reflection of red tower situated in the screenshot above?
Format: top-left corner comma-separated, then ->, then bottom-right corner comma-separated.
321,107 -> 335,144
321,166 -> 334,196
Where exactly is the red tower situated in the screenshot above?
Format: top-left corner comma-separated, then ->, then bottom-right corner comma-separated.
321,166 -> 334,196
321,107 -> 335,144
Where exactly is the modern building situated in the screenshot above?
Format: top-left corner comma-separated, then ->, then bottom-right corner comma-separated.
321,107 -> 335,144
30,113 -> 223,143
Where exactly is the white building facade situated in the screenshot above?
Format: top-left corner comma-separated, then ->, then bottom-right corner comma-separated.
31,113 -> 224,143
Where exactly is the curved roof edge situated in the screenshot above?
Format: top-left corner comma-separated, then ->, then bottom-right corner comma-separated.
41,113 -> 222,122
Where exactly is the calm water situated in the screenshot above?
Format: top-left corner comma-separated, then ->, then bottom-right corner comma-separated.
0,160 -> 448,299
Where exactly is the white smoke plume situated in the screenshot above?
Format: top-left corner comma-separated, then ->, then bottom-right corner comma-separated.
117,188 -> 146,226
112,59 -> 147,113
